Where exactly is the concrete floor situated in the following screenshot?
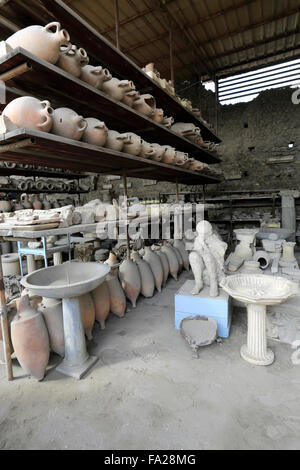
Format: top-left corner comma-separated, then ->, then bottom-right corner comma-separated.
1,271 -> 300,450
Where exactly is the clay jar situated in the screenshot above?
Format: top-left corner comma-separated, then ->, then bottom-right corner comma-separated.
161,145 -> 176,164
2,96 -> 54,133
152,247 -> 169,287
189,160 -> 205,172
151,108 -> 164,124
0,199 -> 11,212
91,280 -> 110,329
32,194 -> 43,210
102,77 -> 135,101
11,295 -> 50,381
105,130 -> 131,152
174,151 -> 189,166
172,245 -> 183,273
162,116 -> 174,128
82,118 -> 108,147
123,132 -> 143,156
149,143 -> 166,162
6,22 -> 71,64
139,141 -> 156,159
57,44 -> 89,77
161,244 -> 179,280
52,107 -> 87,140
132,94 -> 156,116
80,64 -> 112,89
171,122 -> 196,137
104,252 -> 119,276
39,297 -> 64,357
131,251 -> 155,298
143,246 -> 164,292
20,193 -> 33,209
106,272 -> 126,317
122,90 -> 140,108
119,259 -> 141,308
173,239 -> 189,271
79,292 -> 95,340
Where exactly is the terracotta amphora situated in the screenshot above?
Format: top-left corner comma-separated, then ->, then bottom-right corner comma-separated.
91,280 -> 110,329
189,160 -> 206,172
122,90 -> 140,108
149,143 -> 166,162
143,246 -> 164,292
132,94 -> 156,116
161,145 -> 176,164
162,116 -> 174,128
32,194 -> 43,210
106,272 -> 126,317
171,122 -> 196,137
2,96 -> 53,133
79,292 -> 95,340
139,141 -> 156,159
39,297 -> 64,357
172,245 -> 183,273
20,193 -> 33,209
11,295 -> 50,381
161,244 -> 179,280
119,259 -> 141,308
0,199 -> 11,212
151,108 -> 164,124
123,132 -> 143,156
174,151 -> 189,166
80,64 -> 112,89
82,118 -> 108,147
173,239 -> 189,271
57,44 -> 89,77
104,252 -> 119,276
105,130 -> 131,152
153,247 -> 170,287
52,107 -> 87,140
6,22 -> 71,64
131,251 -> 155,298
102,77 -> 135,101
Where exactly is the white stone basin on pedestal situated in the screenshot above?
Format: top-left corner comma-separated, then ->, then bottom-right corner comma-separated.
221,274 -> 298,365
21,262 -> 111,379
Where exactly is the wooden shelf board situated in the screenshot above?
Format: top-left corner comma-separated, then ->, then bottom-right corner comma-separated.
0,128 -> 221,186
0,49 -> 221,165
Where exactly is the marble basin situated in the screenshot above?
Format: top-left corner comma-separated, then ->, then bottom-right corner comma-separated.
221,274 -> 298,366
21,262 -> 110,299
256,228 -> 294,240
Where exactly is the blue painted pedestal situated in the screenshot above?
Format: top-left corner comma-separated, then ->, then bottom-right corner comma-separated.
175,280 -> 232,338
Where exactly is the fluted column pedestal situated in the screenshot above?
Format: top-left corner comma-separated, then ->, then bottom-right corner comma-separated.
241,303 -> 274,366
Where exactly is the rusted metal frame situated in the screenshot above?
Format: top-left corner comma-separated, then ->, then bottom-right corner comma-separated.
219,71 -> 300,96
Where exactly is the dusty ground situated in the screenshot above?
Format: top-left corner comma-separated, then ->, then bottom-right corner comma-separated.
1,270 -> 300,450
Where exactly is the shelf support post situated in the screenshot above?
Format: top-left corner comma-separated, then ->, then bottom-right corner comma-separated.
0,242 -> 13,381
169,29 -> 174,86
115,0 -> 120,50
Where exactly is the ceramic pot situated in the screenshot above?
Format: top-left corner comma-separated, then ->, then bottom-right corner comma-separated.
171,122 -> 196,137
162,116 -> 174,128
32,194 -> 43,210
143,246 -> 163,292
122,90 -> 140,108
102,78 -> 134,101
119,259 -> 141,308
82,118 -> 108,147
0,199 -> 11,212
104,252 -> 119,276
161,244 -> 179,280
149,143 -> 166,162
11,295 -> 50,381
57,43 -> 89,77
20,193 -> 32,209
131,251 -> 155,298
174,151 -> 189,166
43,197 -> 52,210
106,272 -> 126,317
189,160 -> 206,172
154,248 -> 169,287
2,96 -> 53,133
151,108 -> 164,124
39,297 -> 64,357
240,261 -> 262,274
52,107 -> 87,140
172,246 -> 183,273
79,292 -> 95,340
105,130 -> 131,152
161,145 -> 176,164
6,22 -> 71,64
173,239 -> 189,271
139,141 -> 156,159
91,281 -> 110,329
132,94 -> 156,116
80,65 -> 112,89
123,132 -> 143,156
1,253 -> 20,276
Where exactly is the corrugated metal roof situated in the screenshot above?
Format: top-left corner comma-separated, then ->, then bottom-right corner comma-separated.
0,0 -> 299,81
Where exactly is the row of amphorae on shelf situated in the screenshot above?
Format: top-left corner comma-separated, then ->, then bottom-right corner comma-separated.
3,241 -> 189,381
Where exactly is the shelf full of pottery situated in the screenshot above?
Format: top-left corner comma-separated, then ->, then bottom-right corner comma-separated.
18,0 -> 220,145
0,160 -> 86,179
0,19 -> 220,162
1,240 -> 190,380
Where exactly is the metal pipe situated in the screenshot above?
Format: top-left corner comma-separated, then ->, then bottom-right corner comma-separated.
0,62 -> 32,82
114,0 -> 120,50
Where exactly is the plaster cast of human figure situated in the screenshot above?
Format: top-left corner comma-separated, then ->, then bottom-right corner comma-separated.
189,220 -> 227,297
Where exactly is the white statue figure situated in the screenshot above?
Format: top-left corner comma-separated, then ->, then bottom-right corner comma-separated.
189,220 -> 227,297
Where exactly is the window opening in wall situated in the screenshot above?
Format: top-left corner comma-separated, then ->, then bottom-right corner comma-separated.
207,58 -> 300,105
288,141 -> 295,148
